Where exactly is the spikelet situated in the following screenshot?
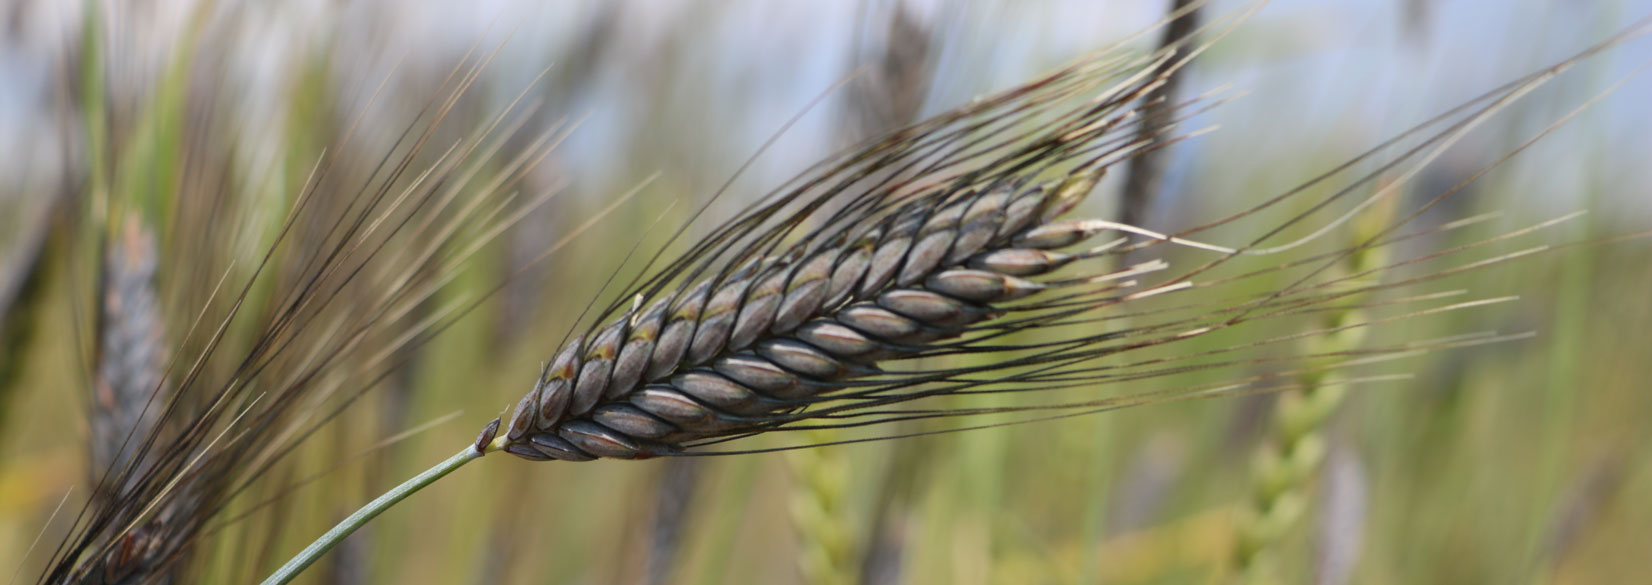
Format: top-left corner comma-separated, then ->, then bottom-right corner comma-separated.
497,5 -> 1188,458
498,120 -> 1125,460
492,8 -> 1622,463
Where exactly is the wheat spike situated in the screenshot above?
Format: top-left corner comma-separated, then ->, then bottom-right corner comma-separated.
79,216 -> 183,585
498,104 -> 1150,459
492,2 -> 1216,459
90,216 -> 169,492
487,5 -> 1644,462
505,161 -> 1166,461
484,12 -> 1372,460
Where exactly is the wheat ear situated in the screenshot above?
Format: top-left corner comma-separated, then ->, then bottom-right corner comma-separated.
90,216 -> 168,495
1231,196 -> 1394,583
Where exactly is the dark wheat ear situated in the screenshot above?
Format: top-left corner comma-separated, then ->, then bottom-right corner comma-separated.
498,168 -> 1119,461
488,13 -> 1652,462
89,217 -> 168,492
484,3 -> 1255,461
74,216 -> 192,585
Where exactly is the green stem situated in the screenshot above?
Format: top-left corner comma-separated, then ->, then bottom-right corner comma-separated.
259,445 -> 486,585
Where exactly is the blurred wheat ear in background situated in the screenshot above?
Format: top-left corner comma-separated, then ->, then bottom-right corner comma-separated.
89,217 -> 166,493
2,1 -> 1651,585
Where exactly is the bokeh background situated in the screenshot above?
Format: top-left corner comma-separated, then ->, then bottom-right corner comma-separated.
2,1 -> 1650,584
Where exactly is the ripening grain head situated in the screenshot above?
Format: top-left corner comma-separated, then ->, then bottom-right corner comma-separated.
486,10 -> 1644,464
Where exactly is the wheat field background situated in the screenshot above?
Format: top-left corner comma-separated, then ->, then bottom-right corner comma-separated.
2,1 -> 1650,584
